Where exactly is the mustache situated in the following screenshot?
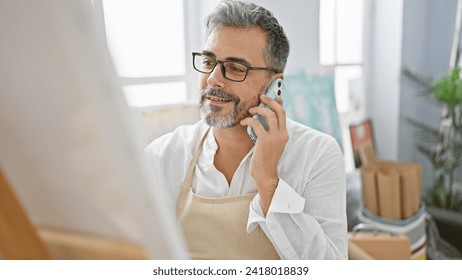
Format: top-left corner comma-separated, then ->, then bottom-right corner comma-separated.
201,88 -> 240,104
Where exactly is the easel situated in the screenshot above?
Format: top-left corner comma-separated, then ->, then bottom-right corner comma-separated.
0,166 -> 51,259
0,166 -> 145,260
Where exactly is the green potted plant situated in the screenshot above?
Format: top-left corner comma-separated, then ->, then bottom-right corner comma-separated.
402,67 -> 462,251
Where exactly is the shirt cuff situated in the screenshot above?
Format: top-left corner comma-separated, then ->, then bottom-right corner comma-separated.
247,178 -> 305,232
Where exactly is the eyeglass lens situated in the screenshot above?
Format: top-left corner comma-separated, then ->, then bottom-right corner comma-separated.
194,54 -> 248,81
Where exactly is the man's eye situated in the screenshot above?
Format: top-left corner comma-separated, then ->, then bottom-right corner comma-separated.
202,59 -> 215,66
232,67 -> 246,73
227,63 -> 246,73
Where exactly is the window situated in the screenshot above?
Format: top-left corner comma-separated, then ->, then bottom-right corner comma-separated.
97,0 -> 189,108
320,0 -> 364,171
320,0 -> 363,113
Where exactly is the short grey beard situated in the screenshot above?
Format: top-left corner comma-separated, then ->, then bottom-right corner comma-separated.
200,105 -> 239,128
199,88 -> 256,128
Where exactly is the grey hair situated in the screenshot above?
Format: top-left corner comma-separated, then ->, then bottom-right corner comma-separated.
205,0 -> 290,73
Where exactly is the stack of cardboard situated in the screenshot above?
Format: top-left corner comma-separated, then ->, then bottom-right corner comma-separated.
348,231 -> 411,260
360,161 -> 422,220
348,161 -> 425,260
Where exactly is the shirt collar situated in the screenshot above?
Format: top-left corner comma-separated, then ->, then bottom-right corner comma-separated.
198,127 -> 217,169
200,127 -> 256,169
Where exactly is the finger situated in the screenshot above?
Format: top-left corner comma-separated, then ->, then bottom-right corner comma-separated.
259,95 -> 286,130
240,116 -> 268,138
248,105 -> 278,131
275,96 -> 283,106
260,94 -> 283,113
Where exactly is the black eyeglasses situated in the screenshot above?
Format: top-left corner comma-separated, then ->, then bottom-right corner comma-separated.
192,52 -> 280,82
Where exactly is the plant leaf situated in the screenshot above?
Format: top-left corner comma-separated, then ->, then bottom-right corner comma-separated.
401,67 -> 434,96
405,117 -> 441,144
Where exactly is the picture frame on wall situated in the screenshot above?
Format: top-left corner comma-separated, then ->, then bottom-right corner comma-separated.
349,120 -> 376,168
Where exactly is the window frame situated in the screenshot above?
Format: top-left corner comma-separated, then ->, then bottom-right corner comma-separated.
93,0 -> 198,108
319,0 -> 366,172
319,0 -> 364,114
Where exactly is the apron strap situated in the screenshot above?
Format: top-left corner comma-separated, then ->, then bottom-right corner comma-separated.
176,127 -> 210,215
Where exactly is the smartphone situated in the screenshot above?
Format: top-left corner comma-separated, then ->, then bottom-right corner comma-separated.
247,78 -> 284,143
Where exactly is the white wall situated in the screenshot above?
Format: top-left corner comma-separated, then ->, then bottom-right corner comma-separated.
252,0 -> 321,75
398,0 -> 458,188
363,0 -> 459,188
363,0 -> 403,161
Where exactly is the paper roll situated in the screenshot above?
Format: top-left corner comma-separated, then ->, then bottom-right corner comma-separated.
399,163 -> 422,218
377,168 -> 401,220
360,164 -> 380,215
360,161 -> 423,221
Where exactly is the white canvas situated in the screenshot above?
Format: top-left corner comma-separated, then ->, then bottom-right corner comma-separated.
0,0 -> 187,259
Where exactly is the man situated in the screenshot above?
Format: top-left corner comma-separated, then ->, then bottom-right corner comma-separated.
146,0 -> 347,260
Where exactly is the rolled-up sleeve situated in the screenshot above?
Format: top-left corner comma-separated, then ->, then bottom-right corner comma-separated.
247,140 -> 348,260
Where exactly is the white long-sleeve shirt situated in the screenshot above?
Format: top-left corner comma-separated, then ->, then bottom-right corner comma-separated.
145,119 -> 347,260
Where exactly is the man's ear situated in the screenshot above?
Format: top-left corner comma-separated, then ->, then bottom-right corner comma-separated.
275,72 -> 284,80
268,73 -> 284,84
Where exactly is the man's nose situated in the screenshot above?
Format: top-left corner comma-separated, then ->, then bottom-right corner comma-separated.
207,62 -> 225,88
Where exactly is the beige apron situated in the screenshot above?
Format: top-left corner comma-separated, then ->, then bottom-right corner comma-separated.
176,129 -> 279,260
